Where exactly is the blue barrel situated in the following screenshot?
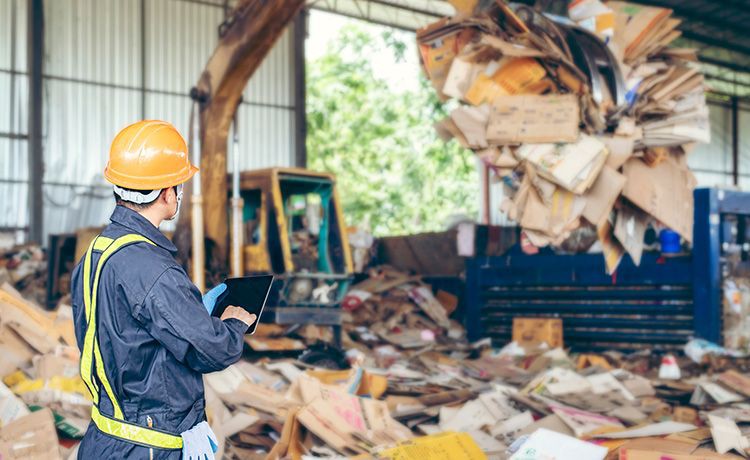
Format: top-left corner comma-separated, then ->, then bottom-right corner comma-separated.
660,229 -> 681,254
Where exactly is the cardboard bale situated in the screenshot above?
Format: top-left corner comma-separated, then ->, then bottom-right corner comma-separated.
417,1 -> 709,263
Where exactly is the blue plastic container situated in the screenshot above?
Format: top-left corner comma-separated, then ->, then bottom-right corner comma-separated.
660,229 -> 681,254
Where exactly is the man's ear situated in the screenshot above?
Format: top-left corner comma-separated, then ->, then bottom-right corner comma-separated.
160,187 -> 173,205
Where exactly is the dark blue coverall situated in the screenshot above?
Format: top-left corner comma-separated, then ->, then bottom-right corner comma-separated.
72,205 -> 247,459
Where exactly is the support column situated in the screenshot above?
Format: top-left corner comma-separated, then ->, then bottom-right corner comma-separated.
27,0 -> 44,244
731,96 -> 739,186
292,9 -> 307,168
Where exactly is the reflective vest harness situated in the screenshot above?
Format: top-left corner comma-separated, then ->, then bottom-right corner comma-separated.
80,234 -> 184,450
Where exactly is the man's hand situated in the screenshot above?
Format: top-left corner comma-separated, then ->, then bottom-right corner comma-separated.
220,306 -> 256,328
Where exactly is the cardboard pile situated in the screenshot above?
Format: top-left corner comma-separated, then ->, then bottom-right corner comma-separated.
0,283 -> 87,459
0,245 -> 46,306
419,0 -> 708,273
4,269 -> 750,459
724,278 -> 750,353
203,337 -> 750,459
341,267 -> 466,357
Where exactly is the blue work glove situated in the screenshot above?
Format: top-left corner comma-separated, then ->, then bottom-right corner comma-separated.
202,283 -> 227,315
181,421 -> 218,460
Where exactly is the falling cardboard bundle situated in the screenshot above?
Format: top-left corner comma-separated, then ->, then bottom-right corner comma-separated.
419,0 -> 709,273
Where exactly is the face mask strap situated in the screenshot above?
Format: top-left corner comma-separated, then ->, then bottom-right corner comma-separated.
168,184 -> 184,221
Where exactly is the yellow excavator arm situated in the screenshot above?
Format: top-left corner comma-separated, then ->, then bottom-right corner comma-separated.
175,0 -> 306,283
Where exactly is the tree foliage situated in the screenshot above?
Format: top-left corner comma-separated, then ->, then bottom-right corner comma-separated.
306,26 -> 479,236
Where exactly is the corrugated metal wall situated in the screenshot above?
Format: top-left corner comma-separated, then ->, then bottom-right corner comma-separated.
688,101 -> 750,189
0,0 -> 298,242
0,0 -> 29,239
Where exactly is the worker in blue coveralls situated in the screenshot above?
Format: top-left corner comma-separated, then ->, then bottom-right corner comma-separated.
71,120 -> 256,459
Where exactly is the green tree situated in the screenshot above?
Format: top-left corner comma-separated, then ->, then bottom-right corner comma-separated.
306,25 -> 478,236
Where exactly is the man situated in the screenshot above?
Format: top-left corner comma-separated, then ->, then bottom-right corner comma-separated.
72,120 -> 255,459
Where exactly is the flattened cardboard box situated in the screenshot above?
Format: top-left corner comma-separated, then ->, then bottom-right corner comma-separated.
417,25 -> 475,97
512,318 -> 563,348
582,166 -> 626,226
486,94 -> 579,144
465,58 -> 549,105
378,431 -> 487,460
621,156 -> 695,243
516,135 -> 607,194
0,408 -> 61,460
614,204 -> 649,266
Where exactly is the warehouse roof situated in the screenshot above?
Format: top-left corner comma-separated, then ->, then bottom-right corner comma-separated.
312,0 -> 750,98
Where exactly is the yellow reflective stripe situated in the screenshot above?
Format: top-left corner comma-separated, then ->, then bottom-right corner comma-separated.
82,238 -> 96,320
80,234 -> 178,450
89,234 -> 154,420
94,337 -> 123,419
81,234 -> 155,422
91,406 -> 183,450
93,236 -> 114,251
80,237 -> 100,402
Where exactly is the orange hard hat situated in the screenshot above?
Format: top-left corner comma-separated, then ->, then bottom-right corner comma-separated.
104,120 -> 198,190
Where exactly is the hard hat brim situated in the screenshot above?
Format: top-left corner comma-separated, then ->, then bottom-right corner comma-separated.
104,164 -> 199,191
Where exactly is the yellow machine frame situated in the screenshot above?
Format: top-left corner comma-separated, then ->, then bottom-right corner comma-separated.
236,167 -> 354,276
